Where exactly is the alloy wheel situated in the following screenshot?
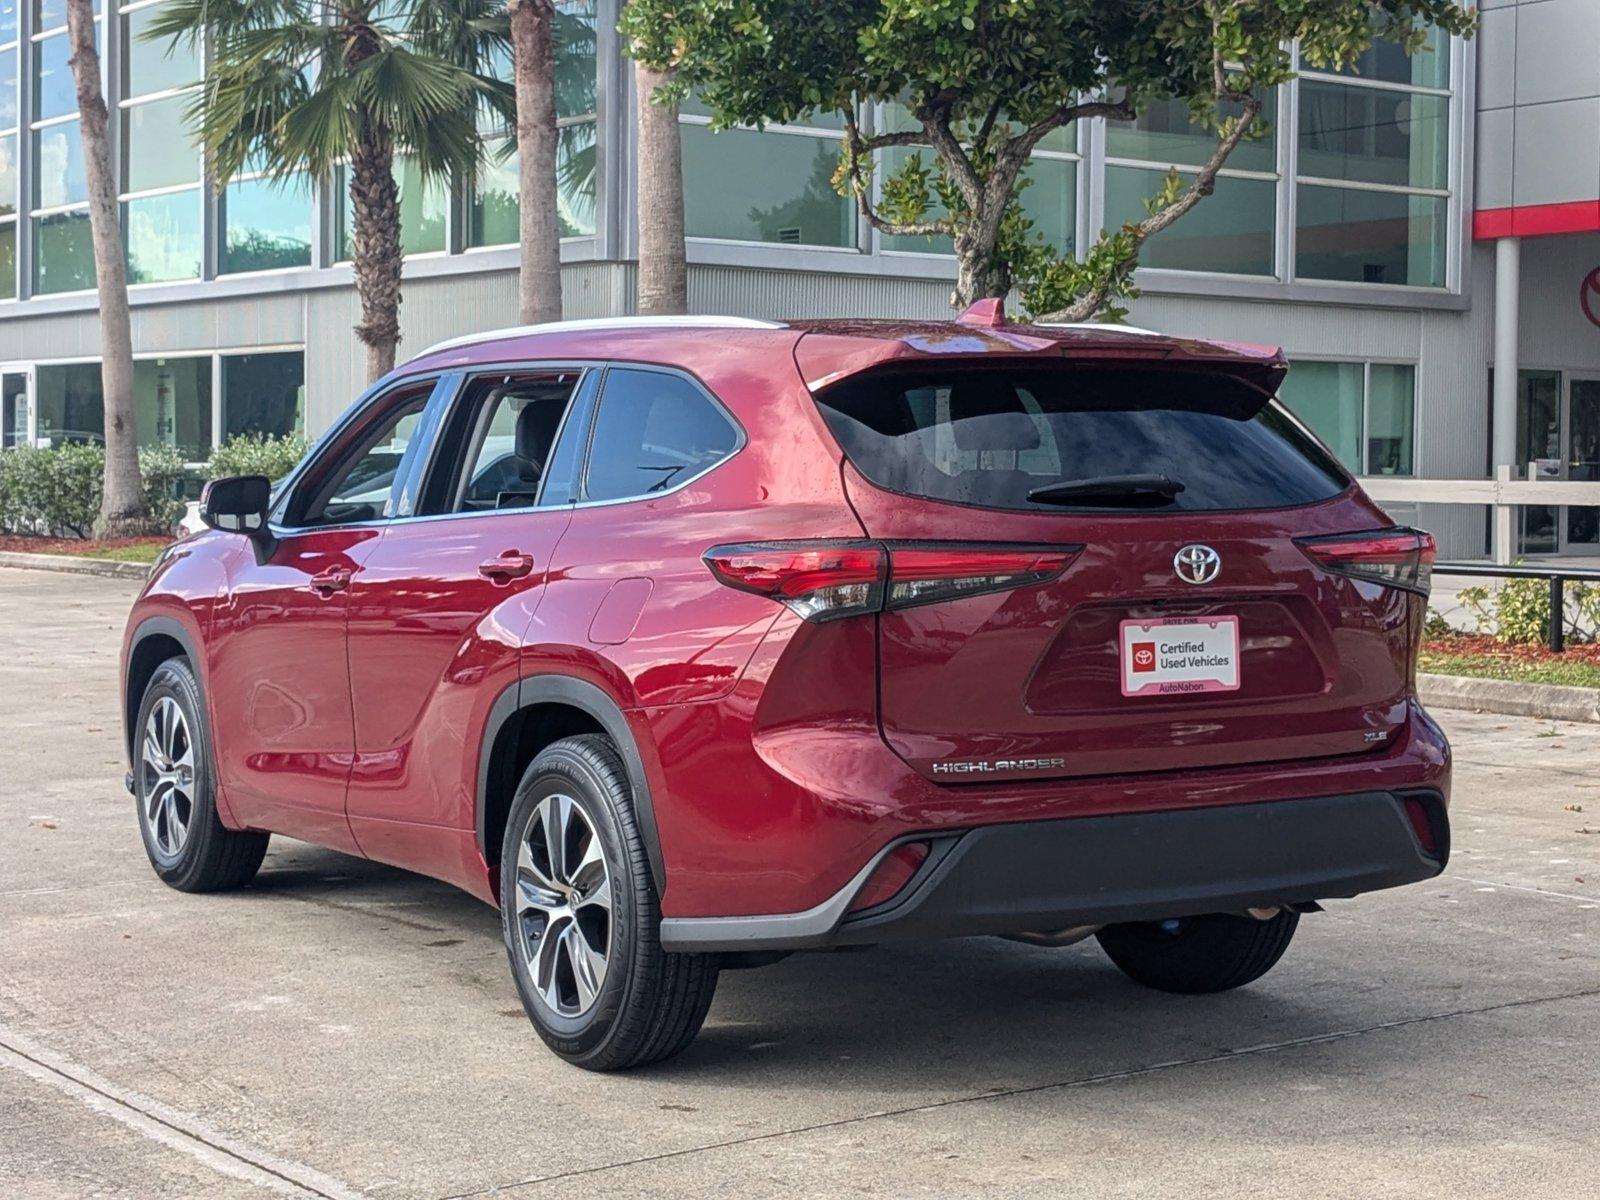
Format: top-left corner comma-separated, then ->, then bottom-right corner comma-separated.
512,793 -> 613,1017
140,696 -> 195,858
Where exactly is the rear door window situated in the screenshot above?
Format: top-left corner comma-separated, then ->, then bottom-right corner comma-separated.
582,368 -> 740,502
814,366 -> 1350,512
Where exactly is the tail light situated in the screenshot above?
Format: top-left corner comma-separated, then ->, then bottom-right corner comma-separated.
704,541 -> 1080,622
1295,527 -> 1435,597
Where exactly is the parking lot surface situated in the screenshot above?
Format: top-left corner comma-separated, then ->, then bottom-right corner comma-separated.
1,566 -> 1597,1199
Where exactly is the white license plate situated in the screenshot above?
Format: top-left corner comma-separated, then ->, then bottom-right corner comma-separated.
1120,616 -> 1241,698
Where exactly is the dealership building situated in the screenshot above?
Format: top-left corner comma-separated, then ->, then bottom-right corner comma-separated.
1,0 -> 1599,557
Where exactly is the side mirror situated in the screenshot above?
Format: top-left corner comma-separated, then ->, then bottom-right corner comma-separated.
199,475 -> 275,559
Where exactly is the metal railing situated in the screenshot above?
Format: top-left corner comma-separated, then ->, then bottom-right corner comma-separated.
1433,560 -> 1600,652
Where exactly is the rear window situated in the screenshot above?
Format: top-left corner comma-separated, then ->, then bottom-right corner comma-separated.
813,366 -> 1350,513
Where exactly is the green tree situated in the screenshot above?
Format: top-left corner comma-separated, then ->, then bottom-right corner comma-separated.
623,0 -> 1476,320
150,1 -> 512,381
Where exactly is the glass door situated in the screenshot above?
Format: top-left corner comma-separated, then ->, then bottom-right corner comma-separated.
1515,370 -> 1561,555
1,368 -> 33,449
1563,377 -> 1600,554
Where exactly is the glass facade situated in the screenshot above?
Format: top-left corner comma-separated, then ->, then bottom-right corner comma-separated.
336,157 -> 449,261
119,0 -> 201,285
469,0 -> 597,247
0,6 -> 15,298
1278,359 -> 1415,476
220,173 -> 312,274
221,351 -> 304,441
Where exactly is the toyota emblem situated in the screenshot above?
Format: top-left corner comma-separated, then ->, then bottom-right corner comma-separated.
1173,544 -> 1221,585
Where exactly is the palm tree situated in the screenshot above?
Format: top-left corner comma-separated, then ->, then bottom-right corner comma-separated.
150,1 -> 512,382
65,0 -> 144,535
632,59 -> 686,315
506,0 -> 560,323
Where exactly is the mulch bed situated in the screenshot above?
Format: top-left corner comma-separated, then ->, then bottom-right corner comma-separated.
1424,631 -> 1600,666
0,535 -> 170,556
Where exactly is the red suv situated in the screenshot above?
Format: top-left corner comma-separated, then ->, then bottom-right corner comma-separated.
121,306 -> 1449,1070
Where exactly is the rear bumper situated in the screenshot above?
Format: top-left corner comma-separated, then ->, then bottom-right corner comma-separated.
659,789 -> 1447,953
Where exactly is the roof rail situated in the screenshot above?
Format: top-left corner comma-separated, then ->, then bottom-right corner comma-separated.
414,315 -> 788,360
1032,321 -> 1164,337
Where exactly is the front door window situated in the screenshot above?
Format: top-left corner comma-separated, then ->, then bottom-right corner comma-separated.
1566,379 -> 1600,549
1,371 -> 28,448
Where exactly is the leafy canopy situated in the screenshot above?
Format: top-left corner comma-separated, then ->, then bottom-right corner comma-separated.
623,0 -> 1476,318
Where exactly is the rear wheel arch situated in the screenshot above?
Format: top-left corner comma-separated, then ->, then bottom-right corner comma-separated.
477,675 -> 665,896
125,617 -> 202,762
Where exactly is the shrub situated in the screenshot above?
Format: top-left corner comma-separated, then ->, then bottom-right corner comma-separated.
205,433 -> 310,483
0,443 -> 193,538
1458,573 -> 1600,646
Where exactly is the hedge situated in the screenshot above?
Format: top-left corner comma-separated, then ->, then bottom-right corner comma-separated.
0,443 -> 189,538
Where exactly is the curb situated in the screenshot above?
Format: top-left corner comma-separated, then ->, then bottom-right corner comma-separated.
1419,672 -> 1600,724
0,551 -> 152,581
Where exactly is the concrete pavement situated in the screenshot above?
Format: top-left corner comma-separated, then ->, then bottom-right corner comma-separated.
1,567 -> 1596,1199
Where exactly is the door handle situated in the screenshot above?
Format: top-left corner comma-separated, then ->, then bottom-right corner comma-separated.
309,566 -> 353,596
479,551 -> 536,583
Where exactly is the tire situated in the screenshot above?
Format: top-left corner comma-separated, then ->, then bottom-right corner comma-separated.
1095,910 -> 1300,995
133,657 -> 270,892
500,734 -> 719,1071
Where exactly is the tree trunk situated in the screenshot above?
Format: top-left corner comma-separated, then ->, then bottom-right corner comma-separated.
67,0 -> 144,536
951,207 -> 1008,310
633,60 -> 687,315
509,0 -> 561,325
348,124 -> 403,382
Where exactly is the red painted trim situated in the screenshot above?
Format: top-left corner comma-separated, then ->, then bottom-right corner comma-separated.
1474,200 -> 1600,240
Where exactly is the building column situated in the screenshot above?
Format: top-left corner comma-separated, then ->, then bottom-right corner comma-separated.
1491,236 -> 1521,563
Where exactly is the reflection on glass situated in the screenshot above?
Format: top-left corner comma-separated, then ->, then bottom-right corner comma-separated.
0,1 -> 17,43
1366,364 -> 1414,475
1328,25 -> 1448,90
0,132 -> 15,215
121,95 -> 201,193
221,174 -> 312,274
470,120 -> 596,245
682,123 -> 854,247
33,208 -> 91,292
0,221 -> 14,300
222,351 -> 305,440
1104,166 -> 1274,276
336,158 -> 448,259
0,48 -> 17,130
1106,93 -> 1277,175
1279,360 -> 1363,470
1295,185 -> 1445,287
122,4 -> 199,97
125,190 -> 201,283
134,356 -> 211,460
1516,369 -> 1560,555
34,361 -> 104,445
34,25 -> 95,122
33,119 -> 83,207
1298,82 -> 1447,190
1567,380 -> 1600,545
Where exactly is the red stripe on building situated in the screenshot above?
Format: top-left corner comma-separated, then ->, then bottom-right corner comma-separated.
1473,200 -> 1600,240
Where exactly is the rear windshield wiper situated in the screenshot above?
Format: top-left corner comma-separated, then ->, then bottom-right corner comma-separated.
1026,474 -> 1186,506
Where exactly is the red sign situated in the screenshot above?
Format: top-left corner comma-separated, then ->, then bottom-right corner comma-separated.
1583,267 -> 1600,330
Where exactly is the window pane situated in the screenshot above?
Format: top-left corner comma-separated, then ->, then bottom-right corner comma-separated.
35,361 -> 103,446
308,395 -> 428,525
0,48 -> 17,130
0,132 -> 15,215
222,351 -> 305,441
1327,24 -> 1448,90
1298,82 -> 1447,190
1278,360 -> 1363,470
882,150 -> 1075,256
469,119 -> 596,246
0,221 -> 14,300
0,0 -> 16,43
121,95 -> 200,193
134,356 -> 211,460
123,4 -> 198,97
555,0 -> 596,119
3,371 -> 28,447
33,118 -> 83,207
585,369 -> 739,502
36,0 -> 101,33
455,378 -> 578,511
1106,93 -> 1277,175
682,124 -> 854,247
336,158 -> 448,259
125,189 -> 200,283
1296,184 -> 1446,287
879,145 -> 951,254
32,206 -> 92,292
221,173 -> 312,273
34,26 -> 94,122
1104,166 -> 1275,276
1367,363 -> 1414,476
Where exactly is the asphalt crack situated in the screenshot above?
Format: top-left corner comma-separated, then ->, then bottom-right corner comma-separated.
442,984 -> 1600,1198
